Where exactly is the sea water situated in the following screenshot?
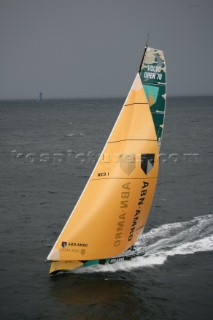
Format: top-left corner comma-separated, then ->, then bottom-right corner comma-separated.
0,97 -> 212,320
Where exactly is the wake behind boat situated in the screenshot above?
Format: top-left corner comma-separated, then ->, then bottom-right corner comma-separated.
49,246 -> 145,275
47,44 -> 166,275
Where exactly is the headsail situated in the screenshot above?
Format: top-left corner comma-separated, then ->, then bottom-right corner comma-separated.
47,46 -> 166,273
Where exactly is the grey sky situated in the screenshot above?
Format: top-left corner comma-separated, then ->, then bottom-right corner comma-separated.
0,0 -> 212,99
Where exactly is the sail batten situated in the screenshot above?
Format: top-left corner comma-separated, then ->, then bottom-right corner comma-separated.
47,46 -> 166,274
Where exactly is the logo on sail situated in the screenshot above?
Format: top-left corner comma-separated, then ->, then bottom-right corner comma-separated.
119,154 -> 136,175
141,154 -> 155,174
61,241 -> 67,248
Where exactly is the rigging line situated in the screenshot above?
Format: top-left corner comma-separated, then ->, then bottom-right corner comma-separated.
138,46 -> 147,73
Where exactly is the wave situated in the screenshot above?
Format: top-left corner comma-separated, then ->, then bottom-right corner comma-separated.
76,214 -> 213,273
67,132 -> 85,137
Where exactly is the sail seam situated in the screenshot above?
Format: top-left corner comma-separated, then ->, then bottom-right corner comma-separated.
91,177 -> 157,181
143,82 -> 166,86
124,103 -> 148,106
108,138 -> 157,143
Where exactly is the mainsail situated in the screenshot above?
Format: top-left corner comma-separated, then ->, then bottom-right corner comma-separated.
47,46 -> 166,274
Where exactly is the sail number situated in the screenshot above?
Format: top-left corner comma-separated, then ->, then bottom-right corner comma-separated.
98,172 -> 109,177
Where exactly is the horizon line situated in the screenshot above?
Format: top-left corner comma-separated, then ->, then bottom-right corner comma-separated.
0,94 -> 213,102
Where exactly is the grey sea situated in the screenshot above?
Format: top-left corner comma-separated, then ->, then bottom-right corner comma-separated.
0,97 -> 212,320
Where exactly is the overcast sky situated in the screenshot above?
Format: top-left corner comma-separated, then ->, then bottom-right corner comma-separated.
0,0 -> 212,99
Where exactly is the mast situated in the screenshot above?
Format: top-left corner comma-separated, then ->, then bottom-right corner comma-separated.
138,34 -> 150,73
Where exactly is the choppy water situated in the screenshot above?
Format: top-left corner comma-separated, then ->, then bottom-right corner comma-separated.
0,97 -> 213,320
